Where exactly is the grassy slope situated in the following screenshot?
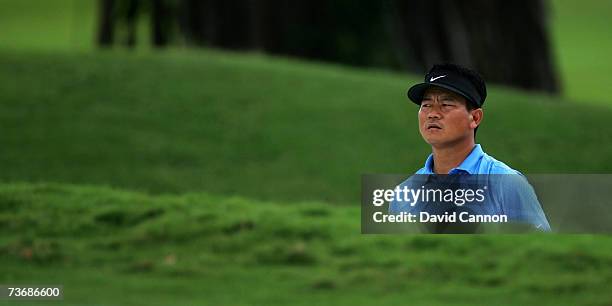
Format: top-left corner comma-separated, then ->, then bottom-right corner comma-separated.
2,183 -> 612,306
1,49 -> 612,205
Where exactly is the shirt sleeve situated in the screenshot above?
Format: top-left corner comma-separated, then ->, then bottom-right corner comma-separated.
499,174 -> 551,231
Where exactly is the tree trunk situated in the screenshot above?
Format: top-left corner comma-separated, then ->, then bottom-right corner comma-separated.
151,0 -> 170,47
97,0 -> 115,47
124,0 -> 139,47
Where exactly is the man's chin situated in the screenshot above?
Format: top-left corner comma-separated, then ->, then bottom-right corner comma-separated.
423,135 -> 459,148
423,135 -> 473,149
422,135 -> 445,145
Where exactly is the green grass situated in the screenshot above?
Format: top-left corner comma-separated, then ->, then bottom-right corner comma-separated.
2,182 -> 612,306
550,0 -> 612,105
0,0 -> 151,52
0,0 -> 95,51
1,49 -> 612,205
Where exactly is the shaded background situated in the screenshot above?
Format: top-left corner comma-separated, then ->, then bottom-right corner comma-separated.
1,0 -> 612,305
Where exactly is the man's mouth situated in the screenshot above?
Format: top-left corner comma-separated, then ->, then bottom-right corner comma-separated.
426,123 -> 442,130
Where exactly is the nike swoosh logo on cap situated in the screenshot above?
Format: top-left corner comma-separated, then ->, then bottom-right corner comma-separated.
430,75 -> 446,82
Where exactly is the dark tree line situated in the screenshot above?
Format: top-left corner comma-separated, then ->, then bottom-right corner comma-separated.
391,0 -> 558,93
97,0 -> 559,93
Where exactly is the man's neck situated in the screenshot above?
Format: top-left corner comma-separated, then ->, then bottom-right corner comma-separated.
431,138 -> 475,174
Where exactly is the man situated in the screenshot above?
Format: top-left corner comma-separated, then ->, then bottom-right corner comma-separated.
389,64 -> 550,232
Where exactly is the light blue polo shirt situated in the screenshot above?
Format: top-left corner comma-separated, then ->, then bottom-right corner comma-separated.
390,144 -> 551,231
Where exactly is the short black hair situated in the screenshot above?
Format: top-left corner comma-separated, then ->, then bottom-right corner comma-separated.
427,63 -> 487,109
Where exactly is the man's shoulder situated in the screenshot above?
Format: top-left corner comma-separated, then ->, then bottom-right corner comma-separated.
480,152 -> 523,175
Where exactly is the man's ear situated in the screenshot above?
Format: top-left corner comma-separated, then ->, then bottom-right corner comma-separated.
470,108 -> 483,129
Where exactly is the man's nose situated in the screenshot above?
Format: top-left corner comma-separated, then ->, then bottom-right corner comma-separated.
427,105 -> 442,119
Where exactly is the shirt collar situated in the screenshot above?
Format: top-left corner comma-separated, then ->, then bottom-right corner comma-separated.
423,144 -> 484,174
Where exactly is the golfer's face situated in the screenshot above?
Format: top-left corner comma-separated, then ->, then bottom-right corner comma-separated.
418,88 -> 473,147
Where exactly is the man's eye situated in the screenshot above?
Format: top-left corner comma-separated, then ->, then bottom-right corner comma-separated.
442,103 -> 455,107
421,104 -> 432,107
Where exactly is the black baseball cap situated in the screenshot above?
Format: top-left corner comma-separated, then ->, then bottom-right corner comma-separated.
407,64 -> 487,108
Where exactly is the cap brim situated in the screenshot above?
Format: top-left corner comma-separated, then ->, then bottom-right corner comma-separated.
407,83 -> 478,107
